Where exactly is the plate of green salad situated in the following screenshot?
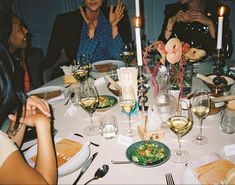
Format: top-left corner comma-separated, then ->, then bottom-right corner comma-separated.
126,140 -> 170,167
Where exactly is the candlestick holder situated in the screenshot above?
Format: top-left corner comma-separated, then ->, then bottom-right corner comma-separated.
212,49 -> 226,94
138,66 -> 148,111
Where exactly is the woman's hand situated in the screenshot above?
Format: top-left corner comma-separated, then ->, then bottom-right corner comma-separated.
109,0 -> 125,38
25,96 -> 51,117
8,96 -> 51,127
80,7 -> 96,39
189,11 -> 212,25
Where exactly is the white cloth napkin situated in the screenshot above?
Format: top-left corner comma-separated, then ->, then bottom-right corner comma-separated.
146,106 -> 161,132
60,65 -> 72,75
188,152 -> 221,169
94,77 -> 106,87
117,67 -> 138,97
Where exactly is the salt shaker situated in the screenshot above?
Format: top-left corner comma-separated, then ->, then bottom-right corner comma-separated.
220,100 -> 235,134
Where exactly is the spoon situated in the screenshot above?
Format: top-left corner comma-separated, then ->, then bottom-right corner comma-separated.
84,164 -> 109,185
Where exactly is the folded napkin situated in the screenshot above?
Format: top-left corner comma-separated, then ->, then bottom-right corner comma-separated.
190,153 -> 235,185
30,138 -> 83,167
225,167 -> 235,184
60,65 -> 72,75
117,67 -> 138,97
94,77 -> 106,87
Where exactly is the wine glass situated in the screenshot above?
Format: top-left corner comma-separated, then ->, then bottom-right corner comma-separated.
119,86 -> 136,137
78,82 -> 99,136
167,100 -> 193,163
120,43 -> 135,66
154,93 -> 176,133
72,55 -> 92,83
191,89 -> 210,145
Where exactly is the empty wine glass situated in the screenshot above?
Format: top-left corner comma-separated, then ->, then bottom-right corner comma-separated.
191,89 -> 210,145
167,100 -> 193,163
154,93 -> 177,133
78,82 -> 99,136
119,86 -> 136,137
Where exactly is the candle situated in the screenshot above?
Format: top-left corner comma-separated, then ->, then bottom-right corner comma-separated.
135,0 -> 140,17
135,17 -> 143,66
216,6 -> 224,49
135,27 -> 143,66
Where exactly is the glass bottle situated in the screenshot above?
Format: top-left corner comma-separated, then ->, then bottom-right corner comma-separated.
220,101 -> 235,134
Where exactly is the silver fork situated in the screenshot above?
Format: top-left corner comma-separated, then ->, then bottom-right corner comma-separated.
165,173 -> 175,185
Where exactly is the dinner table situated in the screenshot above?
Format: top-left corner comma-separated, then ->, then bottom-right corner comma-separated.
22,73 -> 235,185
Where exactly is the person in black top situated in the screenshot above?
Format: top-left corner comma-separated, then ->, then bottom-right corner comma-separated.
41,0 -> 132,80
158,0 -> 233,58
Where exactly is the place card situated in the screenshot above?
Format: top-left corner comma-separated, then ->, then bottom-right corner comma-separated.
224,144 -> 235,156
67,104 -> 77,116
117,134 -> 133,146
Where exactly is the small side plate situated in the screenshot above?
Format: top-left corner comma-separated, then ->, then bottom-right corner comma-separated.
97,95 -> 118,111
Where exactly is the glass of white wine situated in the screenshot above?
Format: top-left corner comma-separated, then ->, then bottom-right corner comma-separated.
167,100 -> 193,163
191,89 -> 210,145
119,86 -> 136,137
78,82 -> 99,136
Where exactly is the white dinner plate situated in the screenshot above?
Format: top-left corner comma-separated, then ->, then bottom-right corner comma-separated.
28,86 -> 68,105
91,60 -> 125,72
24,135 -> 90,177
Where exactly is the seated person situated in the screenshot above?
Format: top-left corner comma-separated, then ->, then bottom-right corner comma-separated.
7,13 -> 44,91
158,0 -> 233,57
0,21 -> 57,183
41,0 -> 132,80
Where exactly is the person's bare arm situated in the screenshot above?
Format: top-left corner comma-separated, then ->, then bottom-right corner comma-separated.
189,11 -> 216,38
109,0 -> 125,38
0,113 -> 57,184
8,96 -> 51,147
164,10 -> 190,40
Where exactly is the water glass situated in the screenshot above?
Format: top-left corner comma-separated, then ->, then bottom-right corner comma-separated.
99,115 -> 118,139
220,106 -> 235,134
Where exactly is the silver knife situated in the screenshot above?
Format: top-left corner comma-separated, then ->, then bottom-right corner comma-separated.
72,152 -> 98,185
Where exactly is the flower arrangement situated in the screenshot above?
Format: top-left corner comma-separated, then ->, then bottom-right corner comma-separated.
143,38 -> 206,96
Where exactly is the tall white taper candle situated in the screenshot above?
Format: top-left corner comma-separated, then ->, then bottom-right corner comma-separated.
216,6 -> 224,49
135,0 -> 140,17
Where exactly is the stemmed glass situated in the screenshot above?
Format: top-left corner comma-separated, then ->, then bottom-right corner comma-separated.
154,93 -> 176,133
119,86 -> 136,137
167,100 -> 193,163
120,43 -> 135,66
72,55 -> 92,83
78,82 -> 99,136
191,89 -> 210,145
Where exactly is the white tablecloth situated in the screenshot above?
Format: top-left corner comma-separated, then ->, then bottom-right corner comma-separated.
24,76 -> 235,184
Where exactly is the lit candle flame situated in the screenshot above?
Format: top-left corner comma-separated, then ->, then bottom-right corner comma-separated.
135,17 -> 141,28
219,6 -> 224,16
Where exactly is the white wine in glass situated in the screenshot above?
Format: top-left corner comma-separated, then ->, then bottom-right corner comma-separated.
120,87 -> 136,137
191,89 -> 210,145
167,101 -> 192,163
79,82 -> 99,136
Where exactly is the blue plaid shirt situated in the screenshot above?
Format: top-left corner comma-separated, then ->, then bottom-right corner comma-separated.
77,11 -> 123,63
